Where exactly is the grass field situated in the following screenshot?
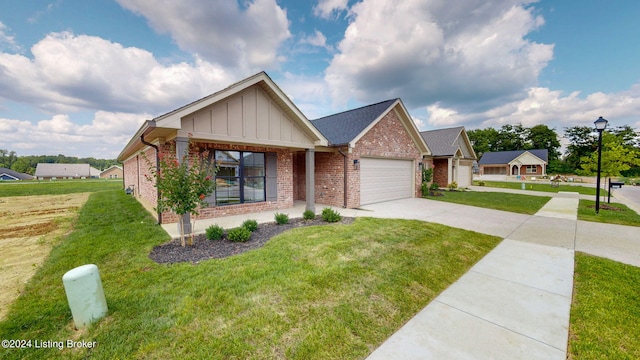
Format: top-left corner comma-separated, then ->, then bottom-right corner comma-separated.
569,253 -> 640,359
473,180 -> 605,196
0,179 -> 122,197
0,190 -> 500,359
577,199 -> 640,227
427,190 -> 551,214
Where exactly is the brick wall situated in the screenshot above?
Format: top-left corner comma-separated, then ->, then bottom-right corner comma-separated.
433,158 -> 448,187
126,140 -> 295,224
314,151 -> 345,207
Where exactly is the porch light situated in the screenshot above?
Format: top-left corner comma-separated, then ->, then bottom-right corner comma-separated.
353,159 -> 360,170
594,116 -> 608,214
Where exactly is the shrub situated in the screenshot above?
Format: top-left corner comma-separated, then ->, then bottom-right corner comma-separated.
274,212 -> 289,225
303,209 -> 316,220
242,219 -> 258,232
448,182 -> 458,190
429,182 -> 440,191
478,181 -> 486,186
421,182 -> 429,197
227,227 -> 251,242
205,224 -> 224,241
321,207 -> 342,223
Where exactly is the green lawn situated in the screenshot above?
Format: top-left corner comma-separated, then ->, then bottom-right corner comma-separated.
0,190 -> 501,359
0,180 -> 122,197
569,253 -> 640,359
473,180 -> 605,196
427,190 -> 551,214
577,199 -> 640,227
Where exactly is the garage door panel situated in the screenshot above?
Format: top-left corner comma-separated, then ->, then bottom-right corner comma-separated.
360,158 -> 413,205
457,165 -> 471,187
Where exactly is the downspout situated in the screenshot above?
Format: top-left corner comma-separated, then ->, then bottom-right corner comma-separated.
337,148 -> 348,208
140,134 -> 162,224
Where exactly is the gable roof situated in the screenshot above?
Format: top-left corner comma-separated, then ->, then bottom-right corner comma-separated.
310,99 -> 398,146
118,71 -> 328,161
35,163 -> 92,178
420,126 -> 476,159
478,149 -> 548,165
0,167 -> 33,180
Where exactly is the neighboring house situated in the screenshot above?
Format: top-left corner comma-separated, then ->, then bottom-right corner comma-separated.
0,167 -> 34,181
478,149 -> 548,179
34,163 -> 100,180
117,72 -> 430,224
420,127 -> 476,187
100,165 -> 123,179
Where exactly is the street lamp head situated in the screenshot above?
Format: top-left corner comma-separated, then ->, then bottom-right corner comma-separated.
594,116 -> 608,131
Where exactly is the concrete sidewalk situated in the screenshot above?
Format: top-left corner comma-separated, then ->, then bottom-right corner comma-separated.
364,195 -> 577,359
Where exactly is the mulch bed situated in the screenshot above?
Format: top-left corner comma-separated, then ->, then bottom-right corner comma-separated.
149,216 -> 355,264
587,204 -> 623,211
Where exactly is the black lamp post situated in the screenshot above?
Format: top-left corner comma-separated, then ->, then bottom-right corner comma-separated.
594,116 -> 608,214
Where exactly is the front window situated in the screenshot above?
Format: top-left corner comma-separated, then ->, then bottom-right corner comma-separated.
526,165 -> 537,174
214,150 -> 265,205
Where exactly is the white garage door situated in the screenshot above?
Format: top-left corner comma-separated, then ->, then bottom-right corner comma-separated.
457,165 -> 471,187
360,158 -> 413,205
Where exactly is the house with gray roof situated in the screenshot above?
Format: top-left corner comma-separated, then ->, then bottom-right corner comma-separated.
35,163 -> 100,180
0,168 -> 34,181
420,126 -> 476,187
118,72 -> 431,224
478,149 -> 548,180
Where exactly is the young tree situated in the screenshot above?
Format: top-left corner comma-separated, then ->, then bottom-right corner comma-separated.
143,140 -> 218,247
578,132 -> 640,177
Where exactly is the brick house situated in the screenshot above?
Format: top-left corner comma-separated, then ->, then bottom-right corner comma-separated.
420,127 -> 476,188
478,149 -> 548,180
118,72 -> 430,224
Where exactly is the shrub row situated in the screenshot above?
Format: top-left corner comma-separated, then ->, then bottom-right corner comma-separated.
204,208 -> 343,242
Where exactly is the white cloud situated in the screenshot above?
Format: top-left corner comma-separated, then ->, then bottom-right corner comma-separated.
277,72 -> 331,119
0,22 -> 21,53
326,0 -> 554,110
426,83 -> 640,132
116,0 -> 291,71
313,0 -> 349,19
301,30 -> 329,49
0,32 -> 234,115
0,111 -> 150,158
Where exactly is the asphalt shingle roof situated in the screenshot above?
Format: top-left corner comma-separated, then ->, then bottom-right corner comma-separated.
310,99 -> 397,145
420,127 -> 465,156
478,149 -> 548,164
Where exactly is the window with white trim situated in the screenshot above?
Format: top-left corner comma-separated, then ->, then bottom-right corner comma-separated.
525,165 -> 537,174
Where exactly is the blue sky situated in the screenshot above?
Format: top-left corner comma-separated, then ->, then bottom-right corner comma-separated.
1,0 -> 639,159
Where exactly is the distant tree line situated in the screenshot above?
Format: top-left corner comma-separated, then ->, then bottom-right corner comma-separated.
467,124 -> 640,177
0,149 -> 119,175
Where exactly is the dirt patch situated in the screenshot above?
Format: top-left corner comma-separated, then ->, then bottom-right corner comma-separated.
0,193 -> 90,320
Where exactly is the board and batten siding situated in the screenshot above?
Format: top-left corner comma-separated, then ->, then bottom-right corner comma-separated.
181,86 -> 315,149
